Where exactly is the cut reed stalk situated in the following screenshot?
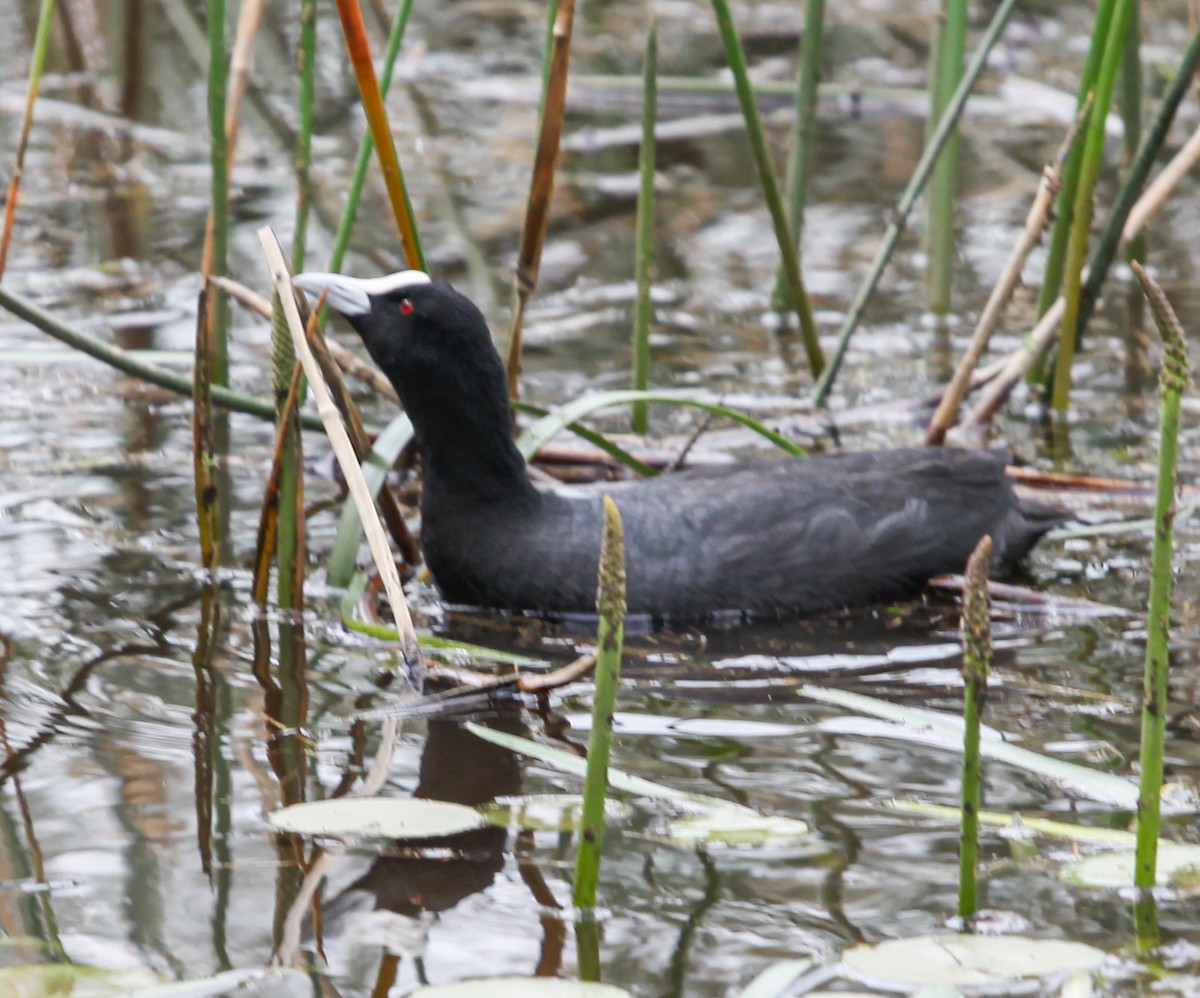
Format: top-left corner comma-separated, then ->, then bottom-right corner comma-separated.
0,0 -> 56,280
959,534 -> 991,923
926,0 -> 968,315
504,0 -> 576,401
812,0 -> 1018,406
1130,262 -> 1190,905
573,495 -> 627,911
332,0 -> 424,270
708,0 -> 823,376
259,227 -> 423,681
772,0 -> 826,309
631,25 -> 658,436
1051,0 -> 1139,413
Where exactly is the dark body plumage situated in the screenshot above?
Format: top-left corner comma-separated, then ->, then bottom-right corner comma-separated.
299,273 -> 1064,620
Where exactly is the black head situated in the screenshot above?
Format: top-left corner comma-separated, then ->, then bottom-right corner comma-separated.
292,270 -> 504,405
293,270 -> 525,492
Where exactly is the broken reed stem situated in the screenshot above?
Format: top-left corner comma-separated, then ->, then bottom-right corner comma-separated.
1051,0 -> 1139,413
925,98 -> 1088,445
0,0 -> 56,280
258,226 -> 424,683
332,0 -> 424,270
193,288 -> 220,572
965,54 -> 1200,431
812,0 -> 1018,406
631,24 -> 658,436
573,496 -> 627,913
958,535 -> 992,924
772,0 -> 826,310
926,0 -> 968,315
708,0 -> 824,376
1131,262 -> 1190,901
505,0 -> 576,401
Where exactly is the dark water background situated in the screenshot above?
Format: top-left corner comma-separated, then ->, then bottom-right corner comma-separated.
1,0 -> 1199,994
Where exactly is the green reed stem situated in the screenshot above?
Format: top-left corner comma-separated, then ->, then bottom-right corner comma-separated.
631,25 -> 658,436
325,0 -> 414,284
206,0 -> 230,386
1051,0 -> 1138,413
1078,19 -> 1200,333
0,0 -> 57,279
271,293 -> 305,610
292,0 -> 316,273
1031,0 -> 1116,356
708,0 -> 824,377
813,0 -> 1017,405
573,496 -> 627,912
1121,3 -> 1146,267
926,0 -> 967,315
772,0 -> 826,309
1130,262 -> 1190,906
958,535 -> 992,923
0,283 -> 327,431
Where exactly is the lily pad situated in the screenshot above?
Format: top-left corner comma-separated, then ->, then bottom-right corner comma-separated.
842,934 -> 1107,988
411,977 -> 630,997
1062,844 -> 1200,889
268,797 -> 483,839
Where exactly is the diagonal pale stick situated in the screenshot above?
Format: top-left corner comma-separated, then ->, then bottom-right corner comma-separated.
257,226 -> 423,681
925,98 -> 1089,445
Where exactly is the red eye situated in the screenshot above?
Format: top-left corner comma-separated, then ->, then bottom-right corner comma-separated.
399,299 -> 414,315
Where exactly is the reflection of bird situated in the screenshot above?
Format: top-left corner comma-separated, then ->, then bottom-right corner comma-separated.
296,271 -> 1064,620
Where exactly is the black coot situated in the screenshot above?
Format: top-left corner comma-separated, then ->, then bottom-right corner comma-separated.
294,270 -> 1064,620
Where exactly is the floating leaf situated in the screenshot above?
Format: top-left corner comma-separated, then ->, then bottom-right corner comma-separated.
128,967 -> 310,997
800,685 -> 1138,807
481,794 -> 631,832
1062,844 -> 1200,889
842,935 -> 1107,988
732,959 -> 814,998
669,808 -> 811,846
268,797 -> 482,838
0,964 -> 160,996
411,978 -> 630,997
